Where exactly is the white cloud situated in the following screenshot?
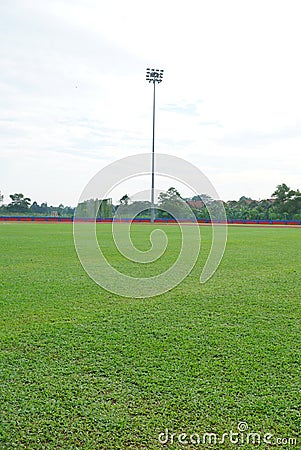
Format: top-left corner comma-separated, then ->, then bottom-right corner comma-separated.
0,0 -> 300,205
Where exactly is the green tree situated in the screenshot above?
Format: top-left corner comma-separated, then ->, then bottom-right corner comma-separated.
158,187 -> 181,203
285,189 -> 301,218
190,193 -> 213,204
7,193 -> 31,212
30,201 -> 43,214
119,194 -> 130,205
272,183 -> 301,218
158,187 -> 188,219
125,201 -> 151,218
40,202 -> 49,214
272,183 -> 292,203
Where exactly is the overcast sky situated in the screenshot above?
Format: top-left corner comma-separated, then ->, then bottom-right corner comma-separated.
1,0 -> 300,206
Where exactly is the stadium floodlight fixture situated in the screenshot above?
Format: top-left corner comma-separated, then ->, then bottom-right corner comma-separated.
146,68 -> 164,223
146,68 -> 164,84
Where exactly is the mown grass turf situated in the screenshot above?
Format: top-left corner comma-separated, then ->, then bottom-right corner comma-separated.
0,223 -> 300,449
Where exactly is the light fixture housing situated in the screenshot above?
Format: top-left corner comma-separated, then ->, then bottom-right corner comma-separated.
146,68 -> 164,83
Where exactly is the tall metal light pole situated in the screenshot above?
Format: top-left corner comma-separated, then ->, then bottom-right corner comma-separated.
146,68 -> 164,223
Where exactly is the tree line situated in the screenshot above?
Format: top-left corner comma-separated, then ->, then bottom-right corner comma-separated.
224,183 -> 300,221
0,183 -> 300,220
0,193 -> 74,216
116,183 -> 301,221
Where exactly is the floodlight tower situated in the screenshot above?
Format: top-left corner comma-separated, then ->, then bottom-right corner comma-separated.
146,68 -> 164,223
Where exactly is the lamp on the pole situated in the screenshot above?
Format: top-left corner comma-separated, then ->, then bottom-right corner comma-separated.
146,68 -> 164,223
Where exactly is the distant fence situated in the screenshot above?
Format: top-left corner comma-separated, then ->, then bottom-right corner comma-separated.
1,216 -> 301,225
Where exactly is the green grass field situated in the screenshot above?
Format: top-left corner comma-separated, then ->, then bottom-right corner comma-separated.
0,223 -> 300,449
